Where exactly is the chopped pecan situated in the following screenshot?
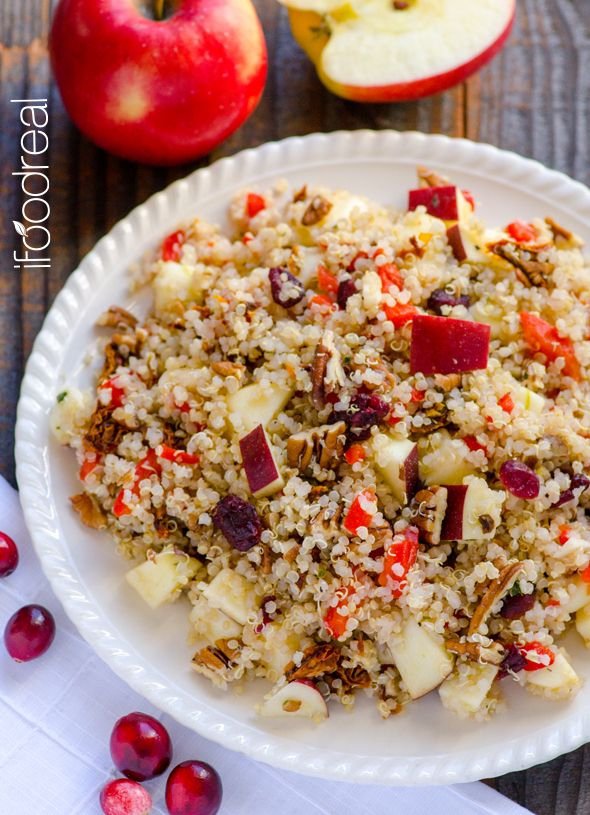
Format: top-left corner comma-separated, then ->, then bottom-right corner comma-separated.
310,503 -> 342,535
545,216 -> 581,247
211,360 -> 245,379
445,638 -> 506,665
70,492 -> 107,529
311,331 -> 345,409
468,562 -> 526,636
287,421 -> 346,472
410,404 -> 450,435
97,306 -> 138,330
433,373 -> 462,392
302,195 -> 332,227
192,644 -> 236,684
111,332 -> 139,353
309,485 -> 330,498
100,342 -> 124,381
337,664 -> 371,690
84,404 -> 129,454
417,165 -> 450,189
260,545 -> 273,575
491,243 -> 554,288
215,637 -> 240,662
410,486 -> 448,546
293,185 -> 307,203
285,643 -> 340,681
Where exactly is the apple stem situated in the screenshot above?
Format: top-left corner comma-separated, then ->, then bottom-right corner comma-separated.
154,0 -> 165,19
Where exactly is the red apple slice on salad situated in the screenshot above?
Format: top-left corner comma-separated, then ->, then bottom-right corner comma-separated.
282,0 -> 515,103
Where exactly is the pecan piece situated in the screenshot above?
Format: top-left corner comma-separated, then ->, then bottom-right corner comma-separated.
445,638 -> 506,665
293,185 -> 307,203
337,664 -> 371,689
285,643 -> 340,681
417,165 -> 450,189
211,360 -> 245,379
545,216 -> 582,248
311,331 -> 345,409
491,243 -> 554,288
410,404 -> 450,436
70,492 -> 107,529
97,306 -> 138,330
100,342 -> 125,381
84,404 -> 129,454
410,486 -> 448,545
192,644 -> 236,684
468,562 -> 526,636
302,195 -> 332,227
287,421 -> 346,472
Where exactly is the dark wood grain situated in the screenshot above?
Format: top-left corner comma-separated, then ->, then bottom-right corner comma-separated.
1,2 -> 589,811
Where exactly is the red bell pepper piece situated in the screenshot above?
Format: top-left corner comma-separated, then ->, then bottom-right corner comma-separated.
520,312 -> 580,380
379,526 -> 419,597
161,229 -> 186,262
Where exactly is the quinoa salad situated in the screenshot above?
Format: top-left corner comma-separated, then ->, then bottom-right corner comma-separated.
52,167 -> 590,722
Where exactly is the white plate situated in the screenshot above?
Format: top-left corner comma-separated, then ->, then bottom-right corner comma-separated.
15,130 -> 590,785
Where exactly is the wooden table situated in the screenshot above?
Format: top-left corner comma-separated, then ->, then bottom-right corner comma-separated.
2,2 -> 589,811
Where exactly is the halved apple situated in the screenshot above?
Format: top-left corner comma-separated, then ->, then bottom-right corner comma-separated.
281,0 -> 515,103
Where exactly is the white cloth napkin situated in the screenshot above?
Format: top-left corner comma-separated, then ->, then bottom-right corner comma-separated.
0,477 -> 533,815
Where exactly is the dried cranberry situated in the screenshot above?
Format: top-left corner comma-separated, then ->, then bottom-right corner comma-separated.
332,391 -> 389,440
269,267 -> 305,308
553,473 -> 590,507
212,495 -> 262,551
499,460 -> 541,499
500,592 -> 535,620
426,288 -> 471,314
337,277 -> 357,310
498,643 -> 527,678
254,595 -> 278,634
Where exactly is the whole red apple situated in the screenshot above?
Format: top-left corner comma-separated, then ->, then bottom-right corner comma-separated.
49,0 -> 267,165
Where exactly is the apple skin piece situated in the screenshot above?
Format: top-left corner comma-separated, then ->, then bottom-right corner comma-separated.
410,314 -> 491,375
408,187 -> 471,222
439,663 -> 499,717
239,424 -> 285,498
285,0 -> 515,103
440,477 -> 505,541
227,381 -> 294,434
388,617 -> 454,700
446,223 -> 486,263
372,434 -> 419,505
49,0 -> 267,165
258,680 -> 328,721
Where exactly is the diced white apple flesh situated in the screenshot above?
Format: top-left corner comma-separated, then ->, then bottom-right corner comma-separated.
153,260 -> 209,315
576,603 -> 590,645
259,680 -> 328,721
256,622 -> 306,678
439,663 -> 499,717
293,0 -> 514,90
202,568 -> 260,625
421,433 -> 476,487
524,652 -> 580,699
126,548 -> 202,610
388,617 -> 454,699
296,247 -> 323,285
447,223 -> 486,263
511,384 -> 545,416
51,387 -> 95,445
441,476 -> 505,541
240,424 -> 285,498
322,191 -> 370,228
227,381 -> 294,433
190,599 -> 243,644
372,433 -> 418,505
561,576 -> 590,615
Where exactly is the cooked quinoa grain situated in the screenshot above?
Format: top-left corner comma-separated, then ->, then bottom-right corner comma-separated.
53,171 -> 590,721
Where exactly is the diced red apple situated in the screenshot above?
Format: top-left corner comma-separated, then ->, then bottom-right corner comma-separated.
410,314 -> 490,375
446,223 -> 485,263
258,679 -> 328,721
372,433 -> 419,505
239,424 -> 285,498
408,186 -> 472,222
420,432 -> 476,486
440,476 -> 505,541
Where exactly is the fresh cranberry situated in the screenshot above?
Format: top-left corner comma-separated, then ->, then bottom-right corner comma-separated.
499,460 -> 541,499
0,531 -> 19,577
4,604 -> 55,662
165,761 -> 222,815
336,277 -> 357,310
100,779 -> 152,815
426,288 -> 471,314
268,267 -> 305,308
553,473 -> 590,507
500,592 -> 536,620
498,643 -> 527,678
212,494 -> 262,552
110,712 -> 172,781
332,391 -> 389,440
